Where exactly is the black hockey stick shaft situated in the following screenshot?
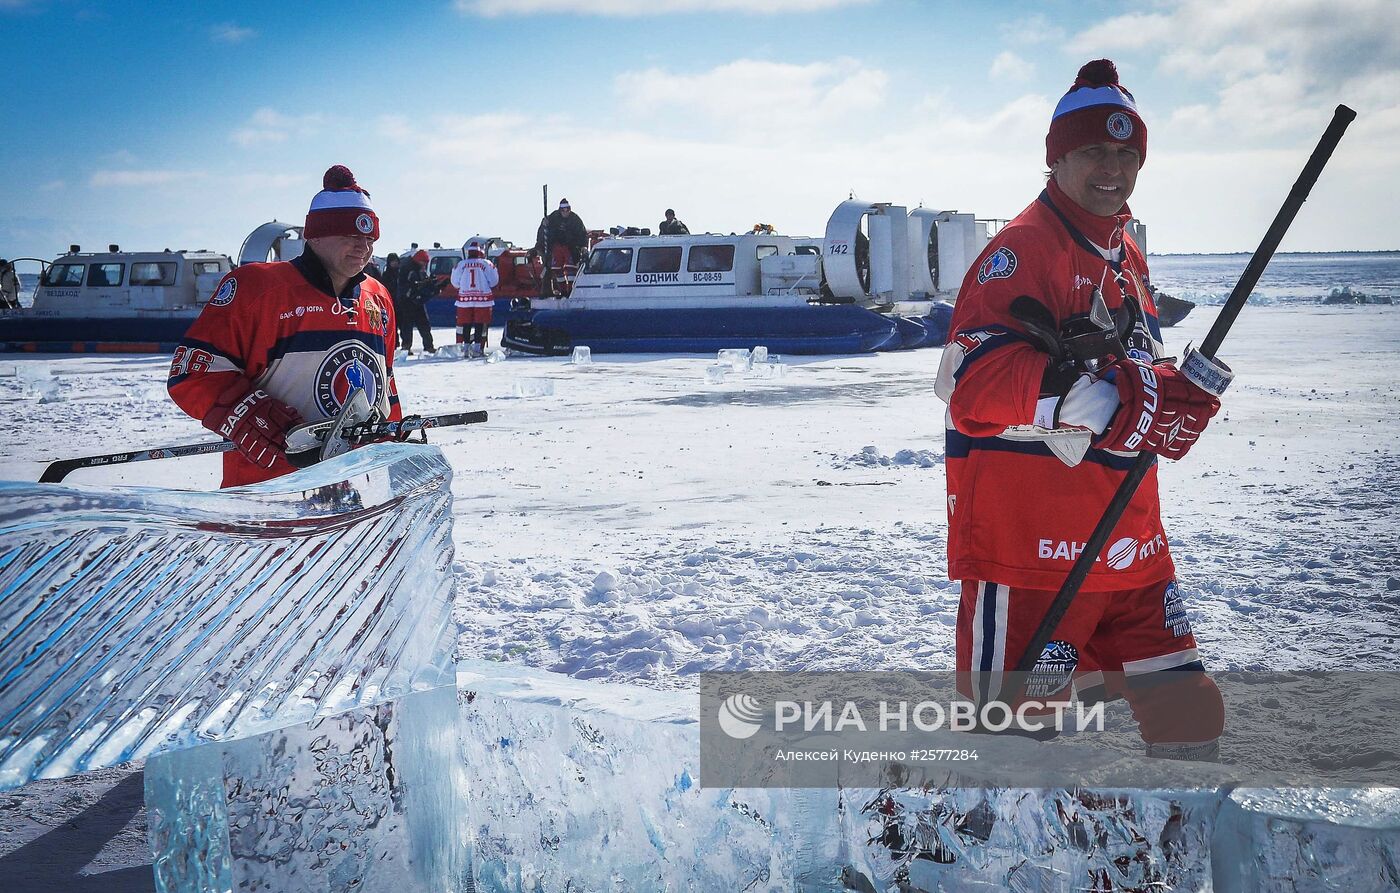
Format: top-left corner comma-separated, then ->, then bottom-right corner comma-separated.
1010,104 -> 1356,677
39,441 -> 235,483
39,410 -> 490,483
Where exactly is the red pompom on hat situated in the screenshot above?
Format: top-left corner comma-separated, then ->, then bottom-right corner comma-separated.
304,165 -> 380,241
1045,59 -> 1147,167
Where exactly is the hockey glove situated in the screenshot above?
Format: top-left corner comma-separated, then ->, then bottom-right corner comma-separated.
203,389 -> 304,470
1094,356 -> 1222,460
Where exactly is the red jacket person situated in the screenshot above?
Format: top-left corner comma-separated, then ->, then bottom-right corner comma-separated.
934,60 -> 1230,760
169,165 -> 401,488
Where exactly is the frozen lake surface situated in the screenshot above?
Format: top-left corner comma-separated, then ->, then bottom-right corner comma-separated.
2,302 -> 1397,686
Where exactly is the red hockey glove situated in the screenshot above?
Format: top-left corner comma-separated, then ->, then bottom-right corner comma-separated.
202,389 -> 304,470
1095,358 -> 1221,460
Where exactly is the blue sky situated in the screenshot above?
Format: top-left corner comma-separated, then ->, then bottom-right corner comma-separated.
4,0 -> 1397,259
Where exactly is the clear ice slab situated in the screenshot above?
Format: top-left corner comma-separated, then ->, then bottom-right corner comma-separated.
146,685 -> 466,893
0,444 -> 457,789
457,659 -> 832,891
456,661 -> 1400,892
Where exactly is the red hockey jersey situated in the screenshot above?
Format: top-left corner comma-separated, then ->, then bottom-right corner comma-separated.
934,179 -> 1173,591
168,251 -> 401,488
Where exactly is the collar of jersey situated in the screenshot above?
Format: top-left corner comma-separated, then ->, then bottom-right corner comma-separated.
1043,178 -> 1133,256
292,246 -> 368,302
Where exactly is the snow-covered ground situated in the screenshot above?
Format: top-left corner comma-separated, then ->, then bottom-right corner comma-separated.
3,303 -> 1397,690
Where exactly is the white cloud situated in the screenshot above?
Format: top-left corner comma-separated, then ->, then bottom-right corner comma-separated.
913,91 -> 1051,146
615,58 -> 888,139
989,51 -> 1032,81
1071,13 -> 1174,52
89,170 -> 204,188
210,23 -> 256,43
998,13 -> 1066,46
1053,0 -> 1400,250
340,63 -> 1060,257
232,109 -> 326,147
1071,0 -> 1400,141
458,0 -> 870,15
197,56 -> 1049,254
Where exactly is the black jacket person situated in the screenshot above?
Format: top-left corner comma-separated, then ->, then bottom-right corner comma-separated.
535,198 -> 588,265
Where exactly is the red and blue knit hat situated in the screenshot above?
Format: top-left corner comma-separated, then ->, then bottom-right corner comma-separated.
1046,59 -> 1146,167
304,165 -> 380,241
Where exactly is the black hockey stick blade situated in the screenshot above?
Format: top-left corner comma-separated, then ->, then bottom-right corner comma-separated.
1008,105 -> 1356,681
410,410 -> 488,430
39,441 -> 235,484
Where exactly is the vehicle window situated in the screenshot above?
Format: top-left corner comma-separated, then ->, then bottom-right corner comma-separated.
756,245 -> 778,260
44,263 -> 85,286
637,246 -> 682,274
130,262 -> 177,286
585,248 -> 634,275
87,263 -> 125,287
429,257 -> 458,277
795,245 -> 821,256
687,245 -> 735,273
193,262 -> 224,276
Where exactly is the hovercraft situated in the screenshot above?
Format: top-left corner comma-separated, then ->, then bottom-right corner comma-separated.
503,201 -> 980,356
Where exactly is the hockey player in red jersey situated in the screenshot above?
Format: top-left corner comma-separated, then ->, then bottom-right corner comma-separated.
168,165 -> 401,488
934,60 -> 1232,760
450,240 -> 500,358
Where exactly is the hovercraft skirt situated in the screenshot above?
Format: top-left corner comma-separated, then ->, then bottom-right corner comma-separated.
503,305 -> 902,356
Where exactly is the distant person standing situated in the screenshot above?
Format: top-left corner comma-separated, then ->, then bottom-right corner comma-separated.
381,253 -> 402,302
396,249 -> 435,354
0,259 -> 20,309
450,240 -> 500,358
535,198 -> 588,295
395,248 -> 418,306
658,209 -> 690,236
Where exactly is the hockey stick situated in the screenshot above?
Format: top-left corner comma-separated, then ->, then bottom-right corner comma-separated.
39,441 -> 234,483
1008,105 -> 1357,683
38,410 -> 489,484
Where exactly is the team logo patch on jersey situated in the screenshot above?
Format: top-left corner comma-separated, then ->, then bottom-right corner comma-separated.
315,341 -> 383,418
210,278 -> 237,307
355,213 -> 375,235
976,248 -> 1017,284
1106,536 -> 1138,570
1026,640 -> 1079,698
364,301 -> 389,337
1106,112 -> 1134,141
1163,582 -> 1191,637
